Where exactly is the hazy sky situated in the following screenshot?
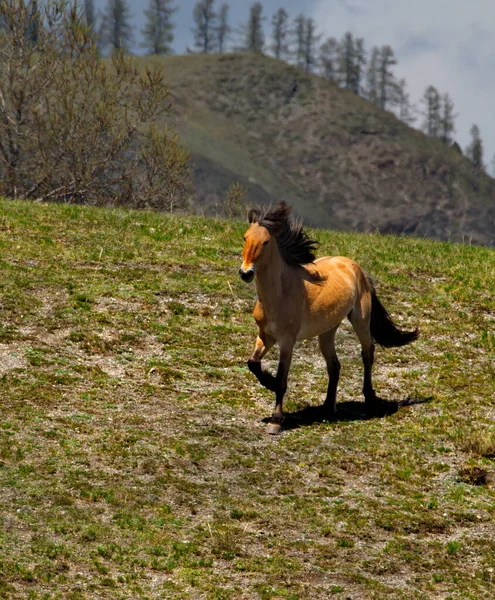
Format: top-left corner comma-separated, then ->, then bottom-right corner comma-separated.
94,0 -> 495,171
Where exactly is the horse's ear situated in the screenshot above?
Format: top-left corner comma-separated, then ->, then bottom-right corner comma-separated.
247,207 -> 260,223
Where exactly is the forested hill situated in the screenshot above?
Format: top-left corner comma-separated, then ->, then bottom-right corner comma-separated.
156,52 -> 495,245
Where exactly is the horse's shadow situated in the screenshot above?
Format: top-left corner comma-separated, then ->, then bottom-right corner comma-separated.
262,397 -> 432,431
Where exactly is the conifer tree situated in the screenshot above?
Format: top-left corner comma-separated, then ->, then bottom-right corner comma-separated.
100,0 -> 134,52
338,32 -> 355,91
26,0 -> 40,46
365,45 -> 380,105
303,17 -> 319,72
319,36 -> 339,83
337,33 -> 365,95
439,93 -> 456,145
217,3 -> 231,52
84,0 -> 96,30
270,7 -> 289,60
192,0 -> 217,53
421,85 -> 441,137
395,79 -> 416,125
141,0 -> 176,54
83,0 -> 101,48
245,2 -> 264,53
377,45 -> 397,109
352,37 -> 366,95
293,14 -> 306,68
466,124 -> 484,170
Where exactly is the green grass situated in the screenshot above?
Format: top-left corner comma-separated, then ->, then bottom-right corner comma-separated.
0,198 -> 494,599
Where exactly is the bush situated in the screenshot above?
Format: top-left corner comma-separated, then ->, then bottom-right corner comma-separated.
222,182 -> 247,219
0,0 -> 190,209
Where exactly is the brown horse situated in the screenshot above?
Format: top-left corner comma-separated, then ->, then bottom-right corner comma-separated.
239,201 -> 419,434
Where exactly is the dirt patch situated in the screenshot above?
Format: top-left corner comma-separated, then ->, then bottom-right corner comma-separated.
0,343 -> 28,375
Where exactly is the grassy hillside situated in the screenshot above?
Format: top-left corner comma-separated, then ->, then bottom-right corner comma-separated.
0,199 -> 494,599
151,53 -> 495,245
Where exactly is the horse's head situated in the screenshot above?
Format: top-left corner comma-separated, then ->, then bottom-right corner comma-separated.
239,202 -> 295,282
239,222 -> 273,283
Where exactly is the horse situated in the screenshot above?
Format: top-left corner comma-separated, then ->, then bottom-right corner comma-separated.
239,201 -> 419,435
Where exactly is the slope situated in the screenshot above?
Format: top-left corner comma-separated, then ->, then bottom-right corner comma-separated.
153,53 -> 495,244
0,198 -> 494,599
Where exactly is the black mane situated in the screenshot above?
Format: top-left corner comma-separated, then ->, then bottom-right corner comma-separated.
248,201 -> 325,282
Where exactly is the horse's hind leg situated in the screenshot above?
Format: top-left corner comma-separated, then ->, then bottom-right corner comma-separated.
348,307 -> 379,410
318,326 -> 340,416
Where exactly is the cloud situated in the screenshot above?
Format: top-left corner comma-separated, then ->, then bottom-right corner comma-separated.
312,0 -> 495,164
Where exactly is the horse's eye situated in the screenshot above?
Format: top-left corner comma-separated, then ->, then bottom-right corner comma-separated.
243,236 -> 246,242
263,240 -> 269,246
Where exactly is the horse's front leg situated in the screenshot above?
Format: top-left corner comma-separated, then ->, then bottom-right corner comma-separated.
247,334 -> 276,389
266,337 -> 295,435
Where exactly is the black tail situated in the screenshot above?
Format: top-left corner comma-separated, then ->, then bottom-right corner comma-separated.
369,282 -> 419,348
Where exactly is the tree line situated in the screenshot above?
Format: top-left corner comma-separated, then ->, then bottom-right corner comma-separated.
80,1 -> 493,174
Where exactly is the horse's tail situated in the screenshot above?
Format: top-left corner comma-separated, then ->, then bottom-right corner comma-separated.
368,278 -> 419,348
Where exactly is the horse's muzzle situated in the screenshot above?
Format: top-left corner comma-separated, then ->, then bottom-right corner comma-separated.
239,267 -> 255,283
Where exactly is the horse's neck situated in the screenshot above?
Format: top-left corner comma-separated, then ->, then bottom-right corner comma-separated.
255,251 -> 293,309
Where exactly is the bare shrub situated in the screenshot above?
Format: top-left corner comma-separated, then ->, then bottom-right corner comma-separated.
221,182 -> 247,219
0,0 -> 190,209
134,126 -> 191,210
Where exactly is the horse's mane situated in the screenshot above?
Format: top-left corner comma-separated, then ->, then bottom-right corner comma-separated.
247,201 -> 325,283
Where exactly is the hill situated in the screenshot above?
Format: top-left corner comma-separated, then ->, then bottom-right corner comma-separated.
0,199 -> 494,598
153,53 -> 495,245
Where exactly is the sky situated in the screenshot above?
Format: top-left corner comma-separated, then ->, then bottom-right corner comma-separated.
94,0 -> 495,172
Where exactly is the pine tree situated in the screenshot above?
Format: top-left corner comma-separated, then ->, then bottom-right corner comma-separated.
26,0 -> 40,46
319,36 -> 339,83
141,0 -> 176,54
338,32 -> 355,91
84,0 -> 96,30
352,37 -> 366,95
293,14 -> 306,68
377,45 -> 397,110
439,93 -> 456,145
336,33 -> 365,95
421,85 -> 441,137
466,124 -> 484,170
100,0 -> 134,52
395,79 -> 416,125
217,3 -> 231,53
83,0 -> 101,47
192,0 -> 217,54
245,2 -> 264,53
303,18 -> 319,72
270,7 -> 289,60
365,46 -> 380,105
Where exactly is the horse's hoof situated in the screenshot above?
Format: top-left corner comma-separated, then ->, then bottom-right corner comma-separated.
266,422 -> 282,435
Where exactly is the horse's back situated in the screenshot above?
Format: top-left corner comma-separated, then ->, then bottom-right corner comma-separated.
314,255 -> 370,304
298,256 -> 368,340
311,255 -> 365,285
